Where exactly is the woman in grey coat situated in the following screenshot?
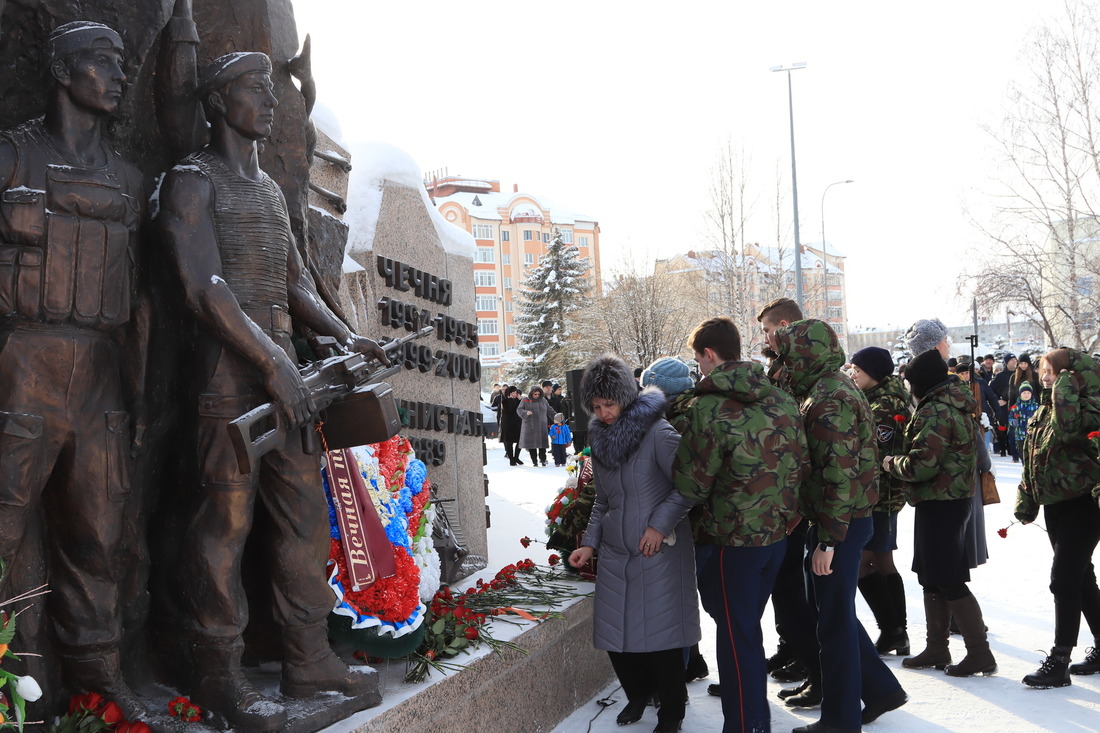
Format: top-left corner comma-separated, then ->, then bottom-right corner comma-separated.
569,354 -> 699,733
517,385 -> 551,466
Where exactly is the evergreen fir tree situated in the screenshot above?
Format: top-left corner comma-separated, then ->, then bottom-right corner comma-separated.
511,228 -> 593,384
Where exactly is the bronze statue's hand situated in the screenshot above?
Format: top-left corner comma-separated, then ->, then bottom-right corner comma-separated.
288,34 -> 313,83
265,356 -> 315,428
348,335 -> 390,367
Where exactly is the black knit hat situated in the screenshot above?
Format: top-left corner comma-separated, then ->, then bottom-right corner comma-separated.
850,347 -> 894,383
906,349 -> 949,399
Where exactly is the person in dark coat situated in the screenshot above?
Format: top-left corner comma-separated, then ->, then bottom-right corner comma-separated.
517,386 -> 552,466
570,354 -> 699,733
499,386 -> 524,465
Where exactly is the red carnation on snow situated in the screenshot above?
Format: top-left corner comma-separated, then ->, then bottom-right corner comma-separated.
520,536 -> 532,548
548,554 -> 560,566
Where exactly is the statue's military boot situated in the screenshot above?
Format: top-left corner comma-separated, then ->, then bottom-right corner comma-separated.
281,621 -> 375,698
65,648 -> 146,722
191,640 -> 287,732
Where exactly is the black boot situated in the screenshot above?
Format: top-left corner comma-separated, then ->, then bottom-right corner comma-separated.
771,658 -> 808,682
281,622 -> 379,698
616,698 -> 646,725
1023,647 -> 1072,688
884,573 -> 910,655
684,644 -> 709,682
783,674 -> 822,707
859,573 -> 909,655
944,594 -> 997,677
64,647 -> 147,723
766,638 -> 796,673
1070,645 -> 1100,675
191,639 -> 287,731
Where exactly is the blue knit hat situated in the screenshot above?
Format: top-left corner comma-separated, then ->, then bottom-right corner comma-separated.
850,347 -> 894,383
641,357 -> 695,396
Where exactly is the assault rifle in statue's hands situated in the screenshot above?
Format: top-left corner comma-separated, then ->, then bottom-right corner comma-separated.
227,324 -> 435,474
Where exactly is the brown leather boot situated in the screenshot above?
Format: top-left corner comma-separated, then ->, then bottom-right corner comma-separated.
191,639 -> 287,731
902,591 -> 951,670
281,622 -> 378,699
64,648 -> 146,722
944,594 -> 997,677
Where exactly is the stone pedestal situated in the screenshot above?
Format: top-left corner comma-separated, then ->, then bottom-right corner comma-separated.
335,595 -> 614,733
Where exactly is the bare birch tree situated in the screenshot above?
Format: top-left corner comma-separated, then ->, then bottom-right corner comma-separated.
964,0 -> 1100,351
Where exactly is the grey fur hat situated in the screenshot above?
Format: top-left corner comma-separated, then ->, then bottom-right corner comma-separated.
903,318 -> 948,356
580,353 -> 638,410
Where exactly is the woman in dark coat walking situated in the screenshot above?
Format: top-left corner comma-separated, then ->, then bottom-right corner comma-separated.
499,386 -> 524,465
569,354 -> 699,732
517,386 -> 551,466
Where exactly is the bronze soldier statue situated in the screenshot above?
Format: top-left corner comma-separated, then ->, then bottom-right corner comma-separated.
0,21 -> 145,718
157,52 -> 384,731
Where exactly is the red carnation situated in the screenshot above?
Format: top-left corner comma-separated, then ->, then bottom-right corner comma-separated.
520,536 -> 532,548
997,527 -> 1008,538
1089,431 -> 1100,440
548,554 -> 560,566
116,723 -> 153,733
69,692 -> 105,714
463,626 -> 479,640
893,414 -> 906,423
100,701 -> 124,726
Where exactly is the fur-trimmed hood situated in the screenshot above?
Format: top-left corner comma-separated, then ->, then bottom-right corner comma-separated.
580,353 -> 639,412
588,388 -> 668,469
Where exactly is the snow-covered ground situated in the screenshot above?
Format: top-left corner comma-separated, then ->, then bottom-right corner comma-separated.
475,443 -> 1100,733
328,442 -> 1100,732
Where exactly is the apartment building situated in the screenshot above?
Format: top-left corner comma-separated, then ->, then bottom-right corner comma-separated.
428,175 -> 601,363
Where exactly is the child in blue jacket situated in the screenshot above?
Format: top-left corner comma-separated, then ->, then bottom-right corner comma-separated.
549,413 -> 572,467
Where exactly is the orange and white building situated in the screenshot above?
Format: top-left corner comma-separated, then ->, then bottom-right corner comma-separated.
428,174 -> 601,364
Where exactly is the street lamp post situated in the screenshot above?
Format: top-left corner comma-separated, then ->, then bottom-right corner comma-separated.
820,179 -> 853,321
771,62 -> 807,308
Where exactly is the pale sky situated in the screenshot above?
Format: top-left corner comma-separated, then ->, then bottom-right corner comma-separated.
293,0 -> 1061,332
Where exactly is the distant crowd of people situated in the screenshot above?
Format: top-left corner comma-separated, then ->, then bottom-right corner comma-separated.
490,380 -> 573,467
556,299 -> 1100,733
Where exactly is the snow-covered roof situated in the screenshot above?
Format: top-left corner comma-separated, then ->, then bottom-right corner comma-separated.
433,189 -> 597,228
345,141 -> 475,257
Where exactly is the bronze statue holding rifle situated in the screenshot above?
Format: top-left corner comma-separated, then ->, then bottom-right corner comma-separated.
157,51 -> 387,731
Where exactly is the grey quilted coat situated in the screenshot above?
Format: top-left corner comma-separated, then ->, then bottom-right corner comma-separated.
580,388 -> 701,653
517,388 -> 551,450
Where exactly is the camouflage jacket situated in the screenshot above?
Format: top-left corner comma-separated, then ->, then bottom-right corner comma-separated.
1021,349 -> 1100,506
775,320 -> 878,544
665,389 -> 696,435
673,360 -> 807,547
886,377 -> 976,504
864,375 -> 912,513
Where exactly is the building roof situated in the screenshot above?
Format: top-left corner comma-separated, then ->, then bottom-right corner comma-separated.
434,189 -> 597,227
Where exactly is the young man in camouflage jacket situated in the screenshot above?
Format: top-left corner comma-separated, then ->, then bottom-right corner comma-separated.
774,319 -> 907,732
849,347 -> 913,657
673,317 -> 807,733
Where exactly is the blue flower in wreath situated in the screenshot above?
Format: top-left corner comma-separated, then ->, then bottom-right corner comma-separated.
405,459 -> 427,495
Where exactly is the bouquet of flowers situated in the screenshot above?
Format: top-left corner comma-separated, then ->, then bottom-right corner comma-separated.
324,436 -> 439,657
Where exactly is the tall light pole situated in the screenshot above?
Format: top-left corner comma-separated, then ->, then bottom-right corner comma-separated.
820,179 -> 853,320
771,62 -> 807,308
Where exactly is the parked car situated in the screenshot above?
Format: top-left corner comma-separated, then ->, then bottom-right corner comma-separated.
481,401 -> 499,439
